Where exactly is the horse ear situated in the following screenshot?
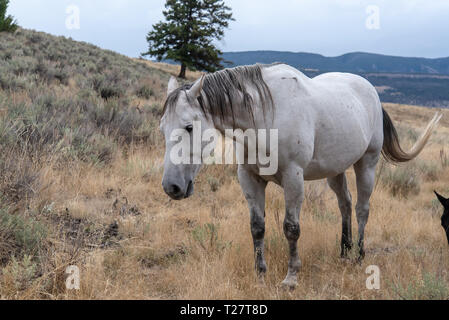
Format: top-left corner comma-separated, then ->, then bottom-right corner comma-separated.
435,191 -> 449,207
167,76 -> 179,96
188,75 -> 205,99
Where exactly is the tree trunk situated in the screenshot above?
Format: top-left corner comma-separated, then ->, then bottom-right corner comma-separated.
179,63 -> 187,79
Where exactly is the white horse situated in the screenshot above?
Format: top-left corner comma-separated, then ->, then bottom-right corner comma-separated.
160,63 -> 442,289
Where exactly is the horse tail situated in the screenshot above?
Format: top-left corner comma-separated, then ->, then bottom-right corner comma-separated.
382,108 -> 442,164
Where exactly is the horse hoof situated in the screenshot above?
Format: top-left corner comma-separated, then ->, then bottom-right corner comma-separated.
280,278 -> 298,291
255,274 -> 266,287
255,280 -> 266,289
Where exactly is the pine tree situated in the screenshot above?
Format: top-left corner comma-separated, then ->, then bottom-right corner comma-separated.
0,0 -> 18,33
143,0 -> 234,79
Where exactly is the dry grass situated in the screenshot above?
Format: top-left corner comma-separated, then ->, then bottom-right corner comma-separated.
1,30 -> 449,299
2,102 -> 448,300
135,59 -> 204,82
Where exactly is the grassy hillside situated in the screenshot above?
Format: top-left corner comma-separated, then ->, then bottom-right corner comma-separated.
0,28 -> 171,297
1,29 -> 449,300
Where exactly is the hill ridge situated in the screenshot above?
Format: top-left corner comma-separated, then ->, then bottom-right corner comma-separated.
222,51 -> 449,75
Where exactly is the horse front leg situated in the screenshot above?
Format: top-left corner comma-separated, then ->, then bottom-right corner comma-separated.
238,166 -> 268,283
281,167 -> 304,290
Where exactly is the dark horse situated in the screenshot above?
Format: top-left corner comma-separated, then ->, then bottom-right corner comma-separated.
435,191 -> 449,244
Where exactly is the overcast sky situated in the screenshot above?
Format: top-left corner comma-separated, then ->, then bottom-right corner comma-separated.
8,0 -> 449,58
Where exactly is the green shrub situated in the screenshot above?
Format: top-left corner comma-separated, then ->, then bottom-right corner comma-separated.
91,72 -> 126,100
417,161 -> 440,182
0,156 -> 38,204
406,128 -> 419,143
2,255 -> 39,290
0,209 -> 47,263
380,164 -> 421,198
391,272 -> 449,300
136,85 -> 154,99
191,223 -> 231,254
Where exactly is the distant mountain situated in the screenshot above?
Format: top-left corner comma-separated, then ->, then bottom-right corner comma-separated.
221,51 -> 449,108
222,51 -> 449,75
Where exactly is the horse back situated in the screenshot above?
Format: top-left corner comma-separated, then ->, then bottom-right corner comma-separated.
261,65 -> 383,179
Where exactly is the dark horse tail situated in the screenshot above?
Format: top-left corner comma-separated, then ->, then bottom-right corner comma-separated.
382,108 -> 442,163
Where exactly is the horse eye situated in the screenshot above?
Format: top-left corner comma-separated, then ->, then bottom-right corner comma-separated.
186,125 -> 193,133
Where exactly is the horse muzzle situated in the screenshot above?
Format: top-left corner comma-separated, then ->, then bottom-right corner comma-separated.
163,180 -> 194,200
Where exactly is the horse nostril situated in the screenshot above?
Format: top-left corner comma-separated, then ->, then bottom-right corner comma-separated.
163,181 -> 186,200
170,184 -> 182,195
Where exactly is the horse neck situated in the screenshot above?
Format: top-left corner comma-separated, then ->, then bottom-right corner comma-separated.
213,113 -> 256,134
207,100 -> 270,134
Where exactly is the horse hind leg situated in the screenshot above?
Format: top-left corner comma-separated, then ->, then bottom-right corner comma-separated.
328,173 -> 353,258
353,151 -> 380,260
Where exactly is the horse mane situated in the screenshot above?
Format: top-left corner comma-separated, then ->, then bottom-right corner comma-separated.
163,64 -> 278,127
